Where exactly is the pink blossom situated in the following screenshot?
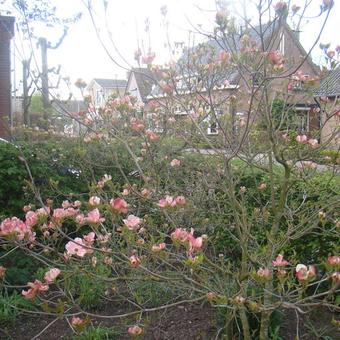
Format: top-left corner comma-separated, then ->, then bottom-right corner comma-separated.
327,256 -> 340,266
159,80 -> 174,94
327,51 -> 335,59
277,269 -> 287,277
272,254 -> 289,267
258,183 -> 267,191
22,280 -> 49,299
296,134 -> 307,144
130,118 -> 145,131
151,243 -> 166,252
75,214 -> 85,224
281,133 -> 289,142
170,159 -> 181,167
175,196 -> 187,205
53,208 -> 78,222
123,215 -> 142,230
25,211 -> 38,227
129,254 -> 141,268
62,200 -> 71,209
219,50 -> 231,63
110,198 -> 129,214
188,235 -> 203,251
44,268 -> 61,283
157,195 -> 177,208
84,209 -> 105,224
171,228 -> 189,242
89,196 -> 101,206
240,186 -> 247,193
300,161 -> 317,170
71,316 -> 85,326
65,238 -> 87,257
296,264 -> 316,282
93,235 -> 107,246
122,188 -> 130,196
267,50 -> 284,66
83,232 -> 96,244
141,51 -> 155,64
73,200 -> 82,208
257,268 -> 271,279
23,204 -> 32,212
141,188 -> 151,197
308,139 -> 319,149
128,325 -> 143,335
331,272 -> 340,283
0,217 -> 34,241
145,129 -> 159,141
0,266 -> 6,278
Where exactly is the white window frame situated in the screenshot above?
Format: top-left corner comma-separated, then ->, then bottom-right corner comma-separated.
207,121 -> 218,135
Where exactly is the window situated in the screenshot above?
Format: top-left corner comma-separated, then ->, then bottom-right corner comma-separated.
279,32 -> 285,55
173,105 -> 188,115
207,121 -> 218,135
293,106 -> 310,132
292,75 -> 309,91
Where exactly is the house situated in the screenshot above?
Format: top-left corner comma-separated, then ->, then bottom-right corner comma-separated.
0,16 -> 15,138
314,68 -> 340,147
52,99 -> 87,136
143,21 -> 321,138
86,78 -> 127,108
125,68 -> 161,104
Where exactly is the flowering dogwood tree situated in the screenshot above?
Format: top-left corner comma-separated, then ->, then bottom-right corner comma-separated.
1,0 -> 339,339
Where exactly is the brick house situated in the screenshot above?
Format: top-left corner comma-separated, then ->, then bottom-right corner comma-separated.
129,22 -> 321,139
314,68 -> 340,147
0,16 -> 15,139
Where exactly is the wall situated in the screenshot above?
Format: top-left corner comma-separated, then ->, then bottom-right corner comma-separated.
0,16 -> 15,138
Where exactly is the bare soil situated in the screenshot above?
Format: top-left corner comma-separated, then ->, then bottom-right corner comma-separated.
1,304 -> 339,340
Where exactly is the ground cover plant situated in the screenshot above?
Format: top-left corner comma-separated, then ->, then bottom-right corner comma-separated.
0,0 -> 339,339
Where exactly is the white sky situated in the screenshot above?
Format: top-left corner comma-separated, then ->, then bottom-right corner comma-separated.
9,0 -> 339,99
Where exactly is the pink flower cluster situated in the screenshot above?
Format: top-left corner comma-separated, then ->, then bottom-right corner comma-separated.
296,135 -> 319,148
130,118 -> 145,132
295,264 -> 316,282
110,198 -> 129,214
171,228 -> 204,253
97,174 -> 112,188
157,195 -> 186,208
145,129 -> 159,141
0,217 -> 35,242
267,50 -> 284,69
22,268 -> 60,299
123,215 -> 142,231
65,232 -> 96,258
151,242 -> 166,252
53,207 -> 78,222
76,209 -> 105,225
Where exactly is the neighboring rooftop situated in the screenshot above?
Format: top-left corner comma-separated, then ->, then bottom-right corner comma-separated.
130,68 -> 158,100
314,68 -> 340,97
93,78 -> 127,88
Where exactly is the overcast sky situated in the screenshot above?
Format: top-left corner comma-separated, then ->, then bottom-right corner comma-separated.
9,0 -> 339,99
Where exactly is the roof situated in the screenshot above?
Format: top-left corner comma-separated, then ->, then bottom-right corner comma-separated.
126,68 -> 161,100
314,68 -> 340,97
53,100 -> 87,114
93,78 -> 127,88
178,21 -> 319,82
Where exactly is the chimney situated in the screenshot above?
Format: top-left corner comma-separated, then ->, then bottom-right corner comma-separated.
0,16 -> 15,139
